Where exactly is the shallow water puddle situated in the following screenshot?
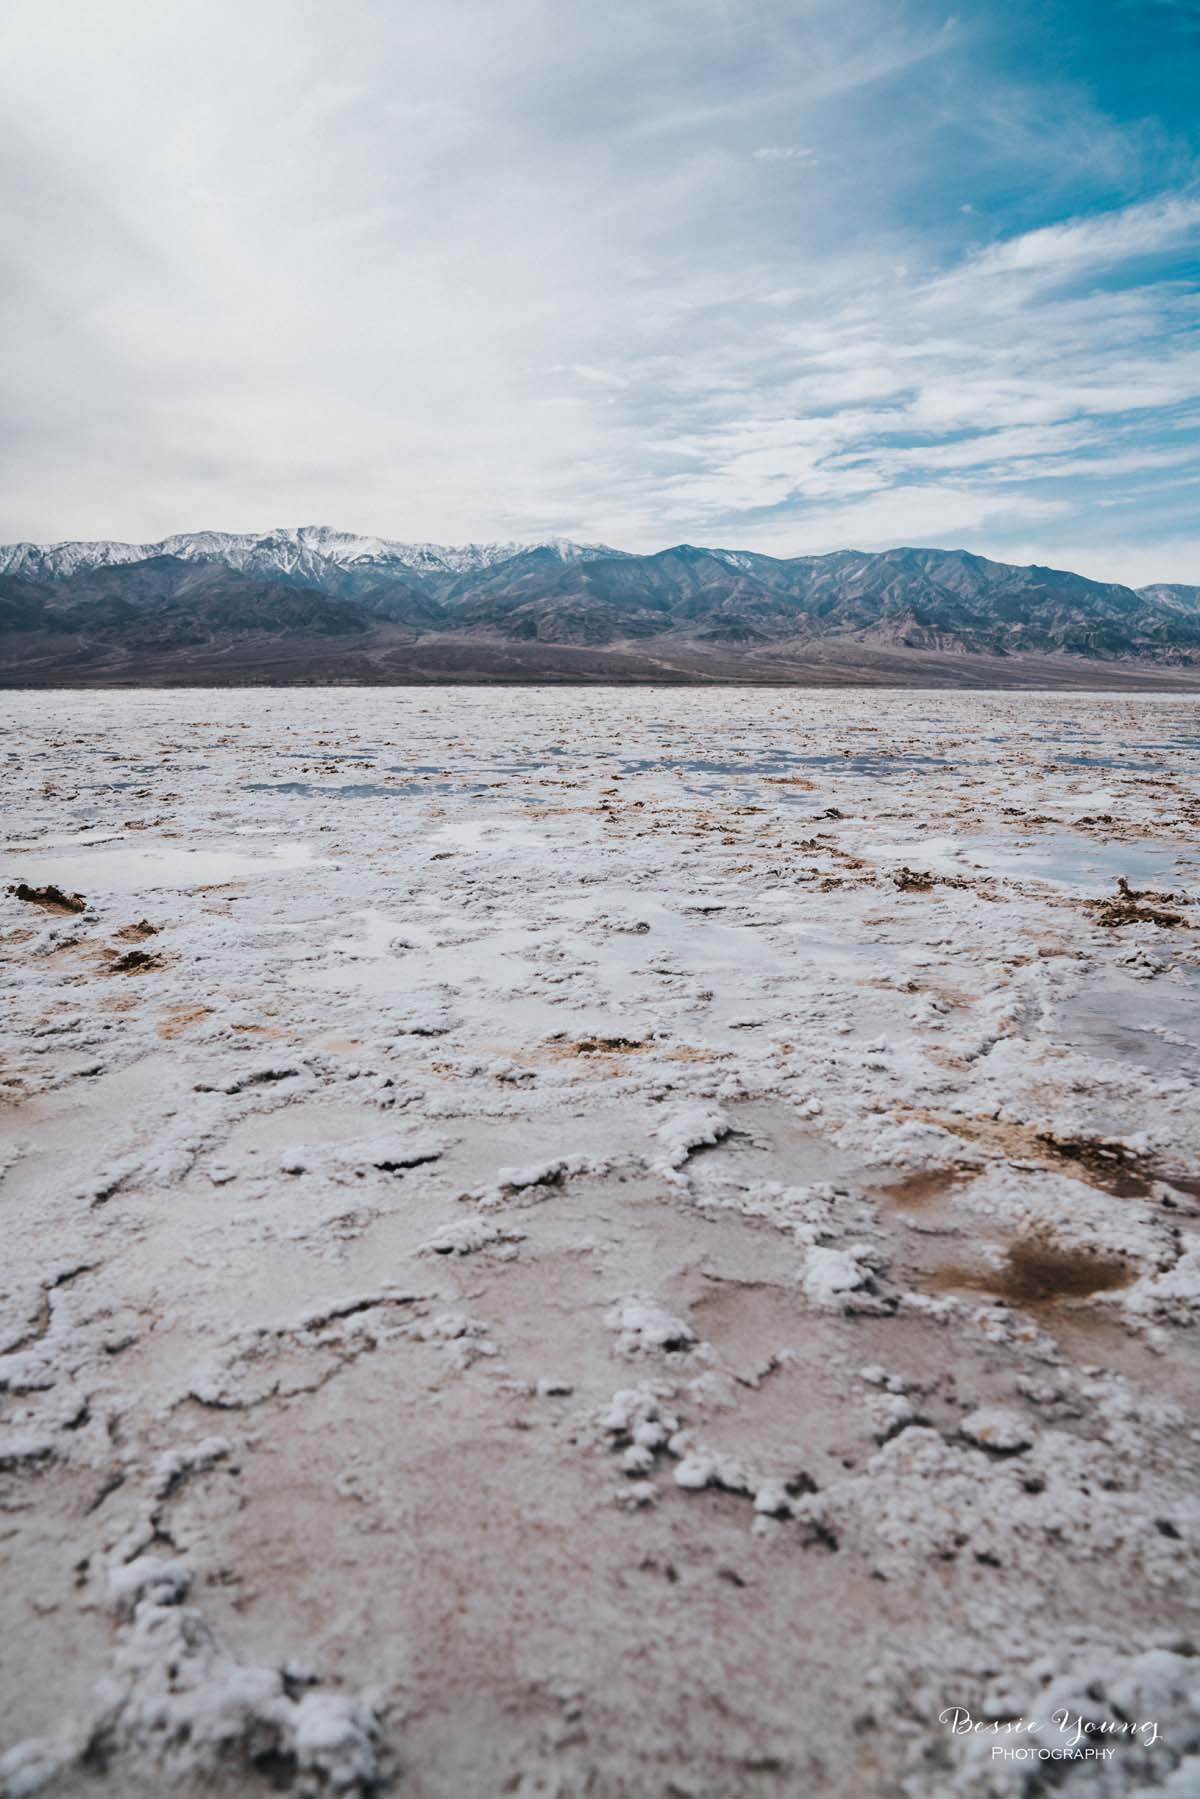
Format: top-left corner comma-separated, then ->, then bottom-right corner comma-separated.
244,778 -> 465,797
615,750 -> 952,783
963,833 -> 1199,890
778,924 -> 903,980
0,837 -> 316,892
1052,978 -> 1200,1080
553,889 -> 780,973
863,828 -> 1199,892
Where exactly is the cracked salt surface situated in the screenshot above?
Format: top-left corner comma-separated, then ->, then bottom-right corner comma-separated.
1,687 -> 1199,1798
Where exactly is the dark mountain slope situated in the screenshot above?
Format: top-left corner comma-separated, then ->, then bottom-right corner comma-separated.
1139,582 -> 1200,614
2,534 -> 1199,684
2,557 -> 368,650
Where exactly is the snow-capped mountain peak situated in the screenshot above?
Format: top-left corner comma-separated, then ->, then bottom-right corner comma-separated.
0,526 -> 620,586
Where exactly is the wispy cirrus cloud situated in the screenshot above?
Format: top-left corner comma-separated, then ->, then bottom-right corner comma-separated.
956,192 -> 1200,283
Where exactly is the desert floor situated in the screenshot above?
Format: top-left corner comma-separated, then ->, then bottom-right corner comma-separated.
1,687 -> 1198,1798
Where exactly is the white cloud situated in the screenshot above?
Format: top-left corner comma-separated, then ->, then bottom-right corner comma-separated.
708,486 -> 1072,559
0,0 -> 1194,585
962,193 -> 1200,284
997,538 -> 1200,589
753,145 -> 816,161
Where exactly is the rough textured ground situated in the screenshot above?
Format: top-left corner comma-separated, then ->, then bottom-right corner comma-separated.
1,687 -> 1199,1798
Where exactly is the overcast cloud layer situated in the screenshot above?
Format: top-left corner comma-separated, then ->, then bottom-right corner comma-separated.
1,0 -> 1198,583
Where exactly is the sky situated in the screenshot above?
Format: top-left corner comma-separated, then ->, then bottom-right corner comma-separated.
0,0 -> 1198,585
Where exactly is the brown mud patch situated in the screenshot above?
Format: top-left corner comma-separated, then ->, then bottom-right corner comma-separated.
103,948 -> 167,975
494,1035 -> 662,1072
1090,878 -> 1188,930
158,1004 -> 213,1039
892,867 -> 972,893
932,1235 -> 1135,1305
99,992 -> 140,1013
8,882 -> 86,915
911,1108 -> 1189,1200
873,1167 -> 968,1210
1034,1132 -> 1163,1199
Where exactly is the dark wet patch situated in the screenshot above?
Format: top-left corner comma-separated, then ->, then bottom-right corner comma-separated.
892,867 -> 972,893
114,918 -> 159,941
874,1167 -> 966,1209
1035,1133 -> 1200,1205
916,1109 -> 1197,1201
933,1235 -> 1134,1304
1090,878 -> 1188,929
105,948 -> 166,975
8,880 -> 86,914
1034,1133 -> 1158,1199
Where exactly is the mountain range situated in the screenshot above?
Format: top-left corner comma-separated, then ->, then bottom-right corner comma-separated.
2,524 -> 1199,687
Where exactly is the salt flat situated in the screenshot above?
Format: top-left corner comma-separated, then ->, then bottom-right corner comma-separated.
1,687 -> 1199,1798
